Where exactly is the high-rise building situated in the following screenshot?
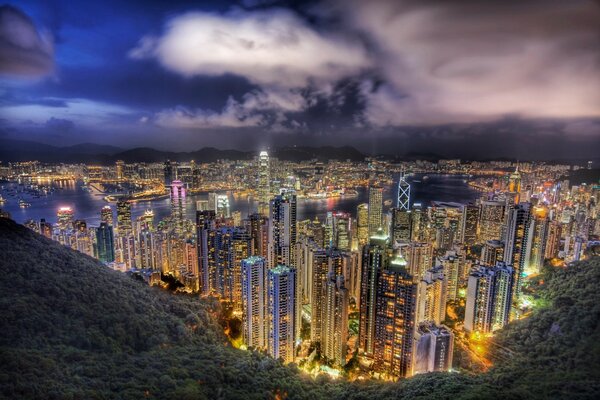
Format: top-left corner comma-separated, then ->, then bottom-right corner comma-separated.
247,213 -> 268,258
241,256 -> 267,350
322,272 -> 349,367
410,203 -> 424,242
397,173 -> 411,210
545,221 -> 562,260
481,240 -> 505,266
390,207 -> 411,243
461,204 -> 479,245
373,252 -> 417,378
164,160 -> 176,187
525,205 -> 549,275
359,229 -> 389,355
258,151 -> 270,216
417,265 -> 446,325
479,200 -> 506,242
95,222 -> 115,263
504,203 -> 531,304
116,200 -> 132,236
367,185 -> 383,236
57,207 -> 74,231
508,166 -> 522,203
464,262 -> 514,333
332,212 -> 351,251
170,180 -> 186,235
116,160 -> 125,181
268,192 -> 297,268
357,203 -> 369,246
267,265 -> 296,363
100,206 -> 113,226
406,242 -> 434,281
137,228 -> 156,269
196,210 -> 216,295
311,248 -> 343,344
413,322 -> 454,374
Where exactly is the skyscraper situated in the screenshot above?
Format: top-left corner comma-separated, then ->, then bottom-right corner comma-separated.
357,203 -> 369,246
196,210 -> 216,296
479,200 -> 506,242
95,222 -> 115,263
464,262 -> 514,333
526,205 -> 549,275
481,240 -> 505,266
413,322 -> 454,374
504,203 -> 531,304
258,151 -> 270,217
461,204 -> 479,245
390,207 -> 412,243
368,185 -> 383,236
100,205 -> 113,226
57,207 -> 74,231
322,272 -> 349,367
397,172 -> 410,210
417,265 -> 446,325
311,248 -> 343,344
268,192 -> 297,268
267,265 -> 296,363
170,180 -> 186,235
241,256 -> 267,350
116,200 -> 132,236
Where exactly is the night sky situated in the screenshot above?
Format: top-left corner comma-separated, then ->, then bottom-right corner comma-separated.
0,0 -> 599,159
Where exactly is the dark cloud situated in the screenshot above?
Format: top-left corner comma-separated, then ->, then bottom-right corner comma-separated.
45,117 -> 74,132
0,5 -> 54,77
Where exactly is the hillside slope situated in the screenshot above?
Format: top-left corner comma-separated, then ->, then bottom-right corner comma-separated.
0,217 -> 599,399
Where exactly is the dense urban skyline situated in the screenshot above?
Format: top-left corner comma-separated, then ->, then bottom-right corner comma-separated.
0,1 -> 599,158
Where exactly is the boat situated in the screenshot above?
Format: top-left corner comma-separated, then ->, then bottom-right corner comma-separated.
19,199 -> 31,208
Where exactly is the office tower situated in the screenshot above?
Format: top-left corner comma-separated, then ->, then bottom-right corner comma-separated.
397,172 -> 411,210
208,193 -> 231,218
100,206 -> 113,226
268,192 -> 297,268
311,248 -> 343,344
368,185 -> 383,236
481,240 -> 505,266
410,203 -> 424,241
184,239 -> 199,276
373,253 -> 417,378
391,207 -> 411,243
137,228 -> 155,269
258,151 -> 270,216
504,203 -> 531,304
196,210 -> 217,295
267,265 -> 296,363
359,229 -> 389,355
296,235 -> 320,305
56,207 -> 74,231
440,250 -> 461,301
218,227 -> 251,308
462,204 -> 479,245
241,256 -> 267,350
417,265 -> 446,325
247,213 -> 268,258
322,273 -> 349,367
508,166 -> 522,203
333,212 -> 351,251
342,251 -> 361,303
116,200 -> 132,236
95,222 -> 115,263
170,180 -> 186,235
526,205 -> 549,275
464,262 -> 514,333
479,200 -> 506,242
545,221 -> 562,259
116,160 -> 125,181
413,322 -> 454,374
406,242 -> 434,281
140,209 -> 154,231
357,203 -> 369,246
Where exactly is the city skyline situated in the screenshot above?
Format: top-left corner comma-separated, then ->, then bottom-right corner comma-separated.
0,1 -> 598,159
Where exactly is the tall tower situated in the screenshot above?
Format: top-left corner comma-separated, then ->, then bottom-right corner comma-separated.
241,256 -> 267,350
268,192 -> 297,268
367,185 -> 383,236
95,222 -> 115,263
311,248 -> 343,344
56,207 -> 74,231
525,205 -> 549,276
170,180 -> 186,235
357,203 -> 369,246
508,165 -> 522,204
322,273 -> 349,367
196,210 -> 216,296
479,200 -> 506,242
100,206 -> 113,226
504,203 -> 531,304
115,160 -> 125,181
116,200 -> 132,236
397,172 -> 410,210
267,265 -> 296,364
258,151 -> 270,217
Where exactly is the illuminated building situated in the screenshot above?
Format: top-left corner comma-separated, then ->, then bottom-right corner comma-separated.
322,272 -> 349,367
116,200 -> 132,236
137,228 -> 156,269
242,256 -> 267,350
503,203 -> 531,304
479,200 -> 506,242
100,206 -> 113,226
95,222 -> 115,263
258,151 -> 270,216
440,250 -> 461,301
396,172 -> 411,210
368,184 -> 383,237
217,227 -> 251,308
508,166 -> 522,203
163,160 -> 176,186
57,207 -> 74,231
357,203 -> 369,246
525,205 -> 549,275
545,221 -> 562,259
311,248 -> 343,344
481,240 -> 504,266
196,210 -> 217,295
461,204 -> 479,245
358,229 -> 389,356
410,203 -> 424,242
296,236 -> 320,305
417,265 -> 446,325
116,160 -> 125,181
373,252 -> 417,378
464,262 -> 514,333
406,242 -> 434,281
267,265 -> 297,364
268,192 -> 297,268
140,209 -> 154,231
391,207 -> 411,243
170,180 -> 186,235
332,212 -> 351,251
413,322 -> 454,374
247,213 -> 268,258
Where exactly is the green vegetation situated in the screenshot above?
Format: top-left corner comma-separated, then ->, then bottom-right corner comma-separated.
0,217 -> 599,399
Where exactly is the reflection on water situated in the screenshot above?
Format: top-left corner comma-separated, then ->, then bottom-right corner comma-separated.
1,174 -> 480,226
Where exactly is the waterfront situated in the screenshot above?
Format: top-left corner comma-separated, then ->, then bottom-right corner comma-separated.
1,174 -> 479,226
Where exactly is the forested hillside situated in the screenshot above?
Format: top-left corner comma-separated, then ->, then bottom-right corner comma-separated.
0,217 -> 598,399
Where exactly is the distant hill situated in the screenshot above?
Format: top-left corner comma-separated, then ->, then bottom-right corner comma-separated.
0,139 -> 365,164
0,217 -> 599,399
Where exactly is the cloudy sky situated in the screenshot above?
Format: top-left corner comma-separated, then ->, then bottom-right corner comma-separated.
0,0 -> 598,159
